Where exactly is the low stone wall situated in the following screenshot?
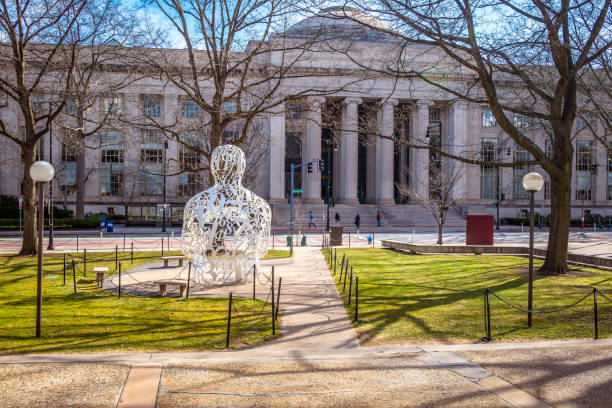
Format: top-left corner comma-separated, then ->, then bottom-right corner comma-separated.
380,240 -> 612,269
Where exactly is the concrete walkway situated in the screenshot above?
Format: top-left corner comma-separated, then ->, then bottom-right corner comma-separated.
105,247 -> 359,349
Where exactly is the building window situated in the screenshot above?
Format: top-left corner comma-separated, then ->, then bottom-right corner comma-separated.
285,132 -> 302,198
513,113 -> 530,128
287,103 -> 301,119
140,129 -> 163,196
513,144 -> 530,199
222,101 -> 237,117
105,97 -> 121,116
607,150 -> 612,200
64,98 -> 77,115
480,138 -> 498,200
545,139 -> 554,159
181,99 -> 199,118
100,130 -> 124,196
142,96 -> 161,117
222,130 -> 239,144
482,109 -> 496,127
576,117 -> 587,131
60,142 -> 77,194
429,107 -> 440,123
178,135 -> 202,197
575,140 -> 592,200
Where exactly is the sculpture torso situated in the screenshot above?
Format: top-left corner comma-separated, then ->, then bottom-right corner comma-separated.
181,145 -> 271,284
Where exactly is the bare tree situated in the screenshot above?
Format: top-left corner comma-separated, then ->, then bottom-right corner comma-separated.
332,0 -> 612,274
0,0 -> 88,255
57,0 -> 141,218
132,0 -> 363,185
398,161 -> 463,245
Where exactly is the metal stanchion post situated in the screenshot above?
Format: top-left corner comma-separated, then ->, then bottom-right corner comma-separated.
186,261 -> 192,299
131,241 -> 134,264
123,233 -> 126,252
83,248 -> 86,277
253,264 -> 256,300
275,277 -> 282,321
161,236 -> 164,257
348,270 -> 353,305
118,262 -> 121,298
594,289 -> 599,340
271,275 -> 275,335
76,233 -> 79,252
353,277 -> 359,322
72,259 -> 77,294
63,253 -> 66,286
226,293 -> 232,348
115,245 -> 118,270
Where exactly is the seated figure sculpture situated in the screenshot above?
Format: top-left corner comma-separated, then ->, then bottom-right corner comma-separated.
181,144 -> 271,284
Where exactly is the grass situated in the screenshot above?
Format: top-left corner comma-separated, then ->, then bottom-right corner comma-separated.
326,248 -> 612,345
0,250 -> 276,354
263,249 -> 292,259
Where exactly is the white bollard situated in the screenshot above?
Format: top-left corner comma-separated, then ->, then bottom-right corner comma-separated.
100,231 -> 103,247
411,229 -> 415,243
521,223 -> 524,233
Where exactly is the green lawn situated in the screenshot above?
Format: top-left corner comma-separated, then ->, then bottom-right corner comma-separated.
263,249 -> 292,259
326,248 -> 612,345
0,251 -> 276,354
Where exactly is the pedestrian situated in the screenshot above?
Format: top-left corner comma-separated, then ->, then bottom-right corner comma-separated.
376,211 -> 381,228
335,212 -> 340,225
308,210 -> 316,228
354,214 -> 360,232
581,215 -> 585,230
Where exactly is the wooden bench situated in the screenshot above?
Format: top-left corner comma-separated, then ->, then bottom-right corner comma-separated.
153,280 -> 187,297
161,256 -> 186,268
93,267 -> 108,287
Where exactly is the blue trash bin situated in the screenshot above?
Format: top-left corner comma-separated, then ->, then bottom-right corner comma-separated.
106,219 -> 114,233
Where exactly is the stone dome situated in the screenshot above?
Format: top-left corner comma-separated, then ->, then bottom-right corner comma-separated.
285,7 -> 391,40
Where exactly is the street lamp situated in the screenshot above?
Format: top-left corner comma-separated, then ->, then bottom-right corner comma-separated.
47,126 -> 54,250
30,160 -> 54,338
162,140 -> 168,233
522,171 -> 544,328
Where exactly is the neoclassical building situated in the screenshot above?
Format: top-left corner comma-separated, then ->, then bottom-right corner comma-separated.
0,8 -> 610,227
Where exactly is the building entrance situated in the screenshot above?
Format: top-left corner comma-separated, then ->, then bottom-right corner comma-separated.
321,129 -> 334,204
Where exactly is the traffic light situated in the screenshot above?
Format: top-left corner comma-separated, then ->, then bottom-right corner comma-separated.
318,159 -> 325,172
307,162 -> 313,173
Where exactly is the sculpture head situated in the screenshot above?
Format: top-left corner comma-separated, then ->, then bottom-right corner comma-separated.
211,144 -> 246,184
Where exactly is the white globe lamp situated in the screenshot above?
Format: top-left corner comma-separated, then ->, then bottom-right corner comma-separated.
522,172 -> 544,193
30,161 -> 54,183
29,160 -> 54,339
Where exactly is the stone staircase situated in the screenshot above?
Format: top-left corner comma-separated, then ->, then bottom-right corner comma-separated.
271,203 -> 466,228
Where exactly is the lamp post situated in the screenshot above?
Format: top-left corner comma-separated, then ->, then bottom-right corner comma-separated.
30,160 -> 54,338
522,172 -> 544,328
162,140 -> 168,233
47,126 -> 54,250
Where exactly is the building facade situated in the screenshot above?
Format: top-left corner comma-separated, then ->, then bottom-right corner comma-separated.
0,8 -> 610,226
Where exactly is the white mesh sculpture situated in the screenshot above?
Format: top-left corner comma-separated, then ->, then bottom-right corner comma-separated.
181,144 -> 271,284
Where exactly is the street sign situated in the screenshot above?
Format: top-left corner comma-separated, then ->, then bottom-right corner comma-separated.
163,202 -> 167,210
293,189 -> 302,194
18,197 -> 22,210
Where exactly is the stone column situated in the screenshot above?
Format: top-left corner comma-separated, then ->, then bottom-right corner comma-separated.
268,101 -> 286,203
164,94 -> 179,199
303,96 -> 325,203
449,101 -> 468,201
339,97 -> 362,205
376,99 -> 398,204
410,100 -> 431,198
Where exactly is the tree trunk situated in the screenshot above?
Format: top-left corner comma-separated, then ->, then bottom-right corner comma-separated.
539,169 -> 571,275
437,223 -> 443,245
75,140 -> 86,218
19,144 -> 38,256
